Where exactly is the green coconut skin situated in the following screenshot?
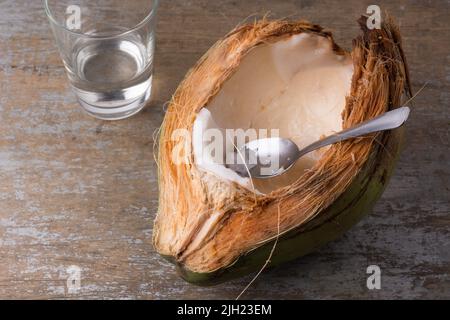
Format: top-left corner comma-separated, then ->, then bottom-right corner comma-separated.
175,127 -> 404,286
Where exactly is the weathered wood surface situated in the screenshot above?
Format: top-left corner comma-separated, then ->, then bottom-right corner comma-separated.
0,0 -> 448,299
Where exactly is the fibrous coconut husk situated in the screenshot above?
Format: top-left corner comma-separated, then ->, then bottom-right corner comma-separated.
153,15 -> 411,282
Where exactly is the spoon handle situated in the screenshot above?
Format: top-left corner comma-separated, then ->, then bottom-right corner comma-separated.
297,106 -> 411,158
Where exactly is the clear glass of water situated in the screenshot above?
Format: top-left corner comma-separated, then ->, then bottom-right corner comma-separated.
45,0 -> 159,120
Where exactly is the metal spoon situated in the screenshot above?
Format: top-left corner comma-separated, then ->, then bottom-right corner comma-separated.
228,106 -> 410,178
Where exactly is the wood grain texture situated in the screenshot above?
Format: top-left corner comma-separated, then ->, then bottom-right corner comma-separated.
0,0 -> 448,299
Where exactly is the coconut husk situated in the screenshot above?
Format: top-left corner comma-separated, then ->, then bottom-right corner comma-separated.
153,15 -> 411,279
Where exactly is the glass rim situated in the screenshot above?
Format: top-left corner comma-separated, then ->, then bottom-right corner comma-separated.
44,0 -> 159,39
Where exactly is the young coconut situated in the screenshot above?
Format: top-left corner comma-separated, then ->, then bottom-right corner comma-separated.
153,16 -> 411,285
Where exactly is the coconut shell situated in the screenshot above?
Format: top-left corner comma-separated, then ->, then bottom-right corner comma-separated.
153,16 -> 411,284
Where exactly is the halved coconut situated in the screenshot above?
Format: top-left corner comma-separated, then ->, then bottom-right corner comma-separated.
153,16 -> 411,285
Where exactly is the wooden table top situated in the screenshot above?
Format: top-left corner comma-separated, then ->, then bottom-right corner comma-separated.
0,0 -> 448,299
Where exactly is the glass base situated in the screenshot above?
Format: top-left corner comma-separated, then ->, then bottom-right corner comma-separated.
76,83 -> 152,121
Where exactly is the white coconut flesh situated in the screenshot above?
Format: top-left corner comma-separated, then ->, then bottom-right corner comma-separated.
193,33 -> 354,194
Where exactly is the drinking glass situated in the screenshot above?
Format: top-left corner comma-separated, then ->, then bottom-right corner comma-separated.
45,0 -> 159,120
